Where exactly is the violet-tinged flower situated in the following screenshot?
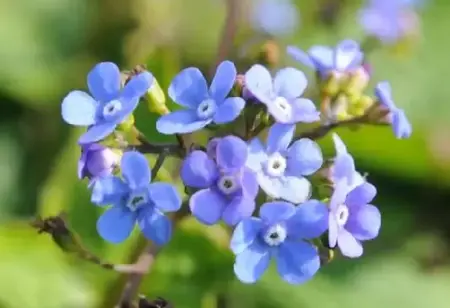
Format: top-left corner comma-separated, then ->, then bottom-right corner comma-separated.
330,133 -> 365,190
91,151 -> 181,244
78,143 -> 120,182
375,81 -> 412,139
244,65 -> 320,124
181,136 -> 259,226
230,200 -> 328,283
287,40 -> 364,78
250,0 -> 300,37
62,62 -> 153,144
247,123 -> 323,203
156,61 -> 245,134
328,180 -> 381,258
359,0 -> 421,44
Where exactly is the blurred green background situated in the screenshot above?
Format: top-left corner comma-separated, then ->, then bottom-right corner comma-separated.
2,0 -> 450,307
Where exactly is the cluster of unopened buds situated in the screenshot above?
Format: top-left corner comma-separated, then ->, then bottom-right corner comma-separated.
60,38 -> 411,285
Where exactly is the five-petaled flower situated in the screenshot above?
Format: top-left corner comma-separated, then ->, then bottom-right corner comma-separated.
156,61 -> 245,134
91,151 -> 182,244
247,123 -> 323,204
78,143 -> 120,184
287,40 -> 364,79
181,136 -> 258,226
328,180 -> 381,258
375,81 -> 412,139
62,62 -> 153,144
244,64 -> 320,124
230,200 -> 328,284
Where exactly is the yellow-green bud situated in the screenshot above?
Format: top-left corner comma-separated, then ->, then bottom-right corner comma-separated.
348,95 -> 374,117
117,113 -> 135,132
321,71 -> 341,97
146,78 -> 169,115
343,67 -> 370,98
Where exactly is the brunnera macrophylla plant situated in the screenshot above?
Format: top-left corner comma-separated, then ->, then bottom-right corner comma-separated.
58,37 -> 411,288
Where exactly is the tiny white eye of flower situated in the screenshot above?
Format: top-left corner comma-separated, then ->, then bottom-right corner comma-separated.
126,193 -> 148,212
335,204 -> 349,227
263,224 -> 287,246
103,100 -> 122,118
265,153 -> 287,177
273,97 -> 292,117
217,175 -> 239,195
196,99 -> 217,119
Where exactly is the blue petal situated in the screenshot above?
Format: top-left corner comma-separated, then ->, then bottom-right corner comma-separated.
346,182 -> 377,207
246,138 -> 268,171
337,229 -> 363,258
113,97 -> 140,125
308,45 -> 334,73
257,173 -> 311,204
168,67 -> 208,108
234,241 -> 271,284
392,109 -> 412,139
222,196 -> 256,226
230,217 -> 264,254
276,240 -> 320,284
181,150 -> 219,188
121,151 -> 151,190
334,40 -> 363,71
78,121 -> 117,144
328,214 -> 339,248
329,179 -> 349,211
332,133 -> 348,155
286,138 -> 323,176
91,176 -> 129,206
209,60 -> 237,101
346,204 -> 381,241
259,201 -> 296,224
333,153 -> 356,184
290,98 -> 320,123
156,110 -> 210,134
286,46 -> 315,69
213,97 -> 245,124
244,64 -> 274,104
148,182 -> 182,212
273,67 -> 307,100
97,206 -> 136,243
189,189 -> 227,225
87,62 -> 121,102
286,200 -> 328,240
241,167 -> 259,198
61,91 -> 98,126
137,208 -> 172,245
121,71 -> 153,101
266,123 -> 295,154
216,135 -> 248,171
375,81 -> 396,110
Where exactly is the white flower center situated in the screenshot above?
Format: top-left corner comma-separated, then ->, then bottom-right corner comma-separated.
196,99 -> 217,119
103,100 -> 122,118
263,224 -> 287,246
273,97 -> 292,119
217,175 -> 239,195
265,153 -> 287,177
126,192 -> 148,212
335,204 -> 349,227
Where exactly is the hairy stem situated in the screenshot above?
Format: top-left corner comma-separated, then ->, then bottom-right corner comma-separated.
210,0 -> 240,77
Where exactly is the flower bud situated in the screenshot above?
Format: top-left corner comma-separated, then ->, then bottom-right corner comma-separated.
320,71 -> 341,97
348,95 -> 374,118
146,78 -> 169,115
78,144 -> 121,181
343,66 -> 371,98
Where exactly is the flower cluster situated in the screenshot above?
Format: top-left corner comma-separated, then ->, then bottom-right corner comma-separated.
60,35 -> 410,285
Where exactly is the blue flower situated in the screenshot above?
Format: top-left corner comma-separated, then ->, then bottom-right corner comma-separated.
62,62 -> 153,144
330,133 -> 365,190
359,0 -> 421,44
156,61 -> 245,134
91,151 -> 182,244
230,200 -> 328,284
181,136 -> 259,226
244,65 -> 320,124
287,40 -> 364,79
328,180 -> 381,258
375,81 -> 412,139
250,0 -> 300,37
247,123 -> 323,203
78,143 -> 120,184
